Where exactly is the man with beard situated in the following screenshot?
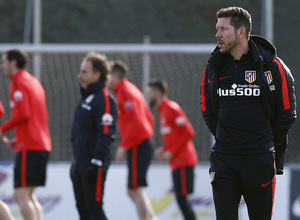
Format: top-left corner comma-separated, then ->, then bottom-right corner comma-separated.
147,79 -> 197,220
107,61 -> 156,220
200,7 -> 296,220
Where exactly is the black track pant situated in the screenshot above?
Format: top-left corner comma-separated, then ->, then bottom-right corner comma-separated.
71,164 -> 108,220
172,166 -> 196,220
176,195 -> 196,220
210,152 -> 276,220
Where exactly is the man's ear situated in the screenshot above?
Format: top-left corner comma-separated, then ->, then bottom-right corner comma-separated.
238,27 -> 246,39
95,71 -> 101,80
11,59 -> 17,67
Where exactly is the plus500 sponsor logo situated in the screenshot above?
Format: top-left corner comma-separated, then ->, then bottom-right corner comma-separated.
218,83 -> 260,97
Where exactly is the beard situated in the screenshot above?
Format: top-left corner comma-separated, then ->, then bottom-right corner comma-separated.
148,98 -> 157,107
219,35 -> 238,54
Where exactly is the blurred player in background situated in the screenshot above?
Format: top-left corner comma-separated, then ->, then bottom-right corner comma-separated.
200,7 -> 296,219
0,49 -> 52,220
70,52 -> 117,220
147,79 -> 197,220
107,61 -> 157,220
0,100 -> 14,220
0,100 -> 4,118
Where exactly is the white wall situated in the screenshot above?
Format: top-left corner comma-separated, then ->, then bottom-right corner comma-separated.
0,163 -> 290,220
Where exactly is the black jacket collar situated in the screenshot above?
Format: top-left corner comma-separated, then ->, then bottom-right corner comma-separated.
80,81 -> 106,97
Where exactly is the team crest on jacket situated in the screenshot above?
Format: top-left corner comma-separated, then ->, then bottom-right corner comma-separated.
264,71 -> 273,84
124,101 -> 133,110
245,71 -> 256,83
210,172 -> 215,183
102,113 -> 113,125
14,90 -> 23,102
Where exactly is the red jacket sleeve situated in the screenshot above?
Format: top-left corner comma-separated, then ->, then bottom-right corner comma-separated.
162,109 -> 195,157
1,85 -> 31,132
0,101 -> 4,119
200,64 -> 217,136
271,58 -> 296,145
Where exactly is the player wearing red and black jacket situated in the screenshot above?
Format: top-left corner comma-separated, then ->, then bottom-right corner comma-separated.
0,49 -> 52,220
148,79 -> 198,220
0,69 -> 52,153
200,7 -> 296,220
108,61 -> 157,220
70,52 -> 117,220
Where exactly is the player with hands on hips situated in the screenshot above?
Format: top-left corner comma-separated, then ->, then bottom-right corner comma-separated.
155,147 -> 172,161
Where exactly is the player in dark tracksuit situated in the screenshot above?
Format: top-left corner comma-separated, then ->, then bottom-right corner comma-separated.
70,52 -> 117,220
200,7 -> 296,220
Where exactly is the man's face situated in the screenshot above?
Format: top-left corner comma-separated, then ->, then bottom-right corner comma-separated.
78,60 -> 100,90
106,72 -> 119,91
215,17 -> 238,54
1,54 -> 14,78
147,86 -> 159,107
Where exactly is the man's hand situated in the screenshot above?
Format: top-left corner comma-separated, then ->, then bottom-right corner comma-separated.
155,147 -> 163,159
275,150 -> 285,175
8,138 -> 17,151
0,130 -> 9,144
275,139 -> 287,175
0,130 -> 15,151
87,158 -> 103,182
115,147 -> 126,162
160,151 -> 173,161
155,147 -> 172,161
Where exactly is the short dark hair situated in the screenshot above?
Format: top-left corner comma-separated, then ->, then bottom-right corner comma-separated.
148,79 -> 168,96
111,60 -> 129,79
217,7 -> 252,39
5,49 -> 28,69
83,52 -> 110,82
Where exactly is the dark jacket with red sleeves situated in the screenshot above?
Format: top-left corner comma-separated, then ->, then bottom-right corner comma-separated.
200,35 -> 296,155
